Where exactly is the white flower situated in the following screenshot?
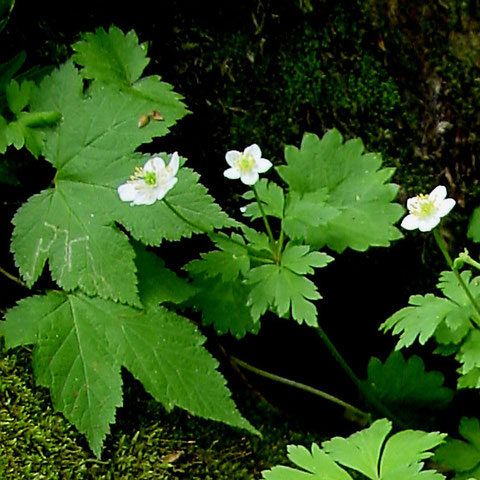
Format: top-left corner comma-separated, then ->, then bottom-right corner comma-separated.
224,144 -> 272,185
401,185 -> 455,232
118,152 -> 179,206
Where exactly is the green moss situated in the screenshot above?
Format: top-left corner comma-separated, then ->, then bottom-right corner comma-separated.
0,346 -> 326,478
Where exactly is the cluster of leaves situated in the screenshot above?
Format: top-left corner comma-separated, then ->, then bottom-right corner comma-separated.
0,51 -> 60,158
381,203 -> 480,393
381,269 -> 480,389
260,418 -> 446,479
0,26 -> 254,457
0,24 -> 406,458
186,129 -> 403,336
434,417 -> 480,479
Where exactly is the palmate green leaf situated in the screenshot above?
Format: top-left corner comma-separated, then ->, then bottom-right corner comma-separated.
0,291 -> 257,457
435,417 -> 480,478
381,271 -> 478,349
277,130 -> 403,253
261,419 -> 446,480
247,244 -> 333,326
366,352 -> 454,424
10,47 -> 213,303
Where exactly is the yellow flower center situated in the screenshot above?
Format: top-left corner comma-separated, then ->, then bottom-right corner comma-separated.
235,152 -> 256,174
411,194 -> 435,218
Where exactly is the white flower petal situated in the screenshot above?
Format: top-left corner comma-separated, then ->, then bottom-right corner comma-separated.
224,167 -> 241,179
132,188 -> 157,206
418,216 -> 441,232
429,185 -> 447,203
438,198 -> 456,217
225,150 -> 241,167
244,144 -> 262,160
118,183 -> 137,202
406,197 -> 418,211
168,152 -> 180,176
160,177 -> 178,198
241,171 -> 259,185
146,156 -> 165,172
255,157 -> 272,173
400,214 -> 420,230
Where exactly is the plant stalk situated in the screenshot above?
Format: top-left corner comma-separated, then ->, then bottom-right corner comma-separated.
231,355 -> 371,424
251,185 -> 278,258
433,229 -> 480,323
0,265 -> 28,288
315,324 -> 407,428
162,198 -> 273,264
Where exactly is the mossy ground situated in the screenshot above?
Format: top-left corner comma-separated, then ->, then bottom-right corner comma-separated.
2,0 -> 480,477
1,345 -> 330,479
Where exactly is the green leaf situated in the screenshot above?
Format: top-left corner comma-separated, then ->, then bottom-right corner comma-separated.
281,244 -> 334,275
187,277 -> 260,338
1,291 -> 257,456
277,130 -> 403,252
435,418 -> 480,476
324,418 -> 446,480
381,271 -> 478,349
247,244 -> 332,326
117,165 -> 232,245
366,351 -> 454,421
262,420 -> 446,480
6,79 -> 34,114
262,443 -> 353,480
73,26 -> 150,86
457,329 -> 480,375
282,190 -> 339,241
0,51 -> 25,94
184,233 -> 250,282
468,207 -> 480,243
11,49 -> 193,302
134,245 -> 197,308
12,188 -> 140,306
72,25 -> 189,137
242,179 -> 285,220
0,114 -> 6,153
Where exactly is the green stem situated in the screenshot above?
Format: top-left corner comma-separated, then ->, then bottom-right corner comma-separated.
315,325 -> 407,428
251,185 -> 277,256
162,198 -> 273,264
0,265 -> 28,289
231,355 -> 371,424
433,229 -> 480,324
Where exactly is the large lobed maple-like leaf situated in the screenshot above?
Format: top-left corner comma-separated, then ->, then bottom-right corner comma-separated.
276,129 -> 403,253
0,291 -> 257,457
11,27 -> 230,305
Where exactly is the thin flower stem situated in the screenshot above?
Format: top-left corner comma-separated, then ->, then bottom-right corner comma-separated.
230,355 -> 371,424
0,265 -> 28,289
162,198 -> 274,264
315,324 -> 408,429
433,229 -> 480,324
251,185 -> 277,256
